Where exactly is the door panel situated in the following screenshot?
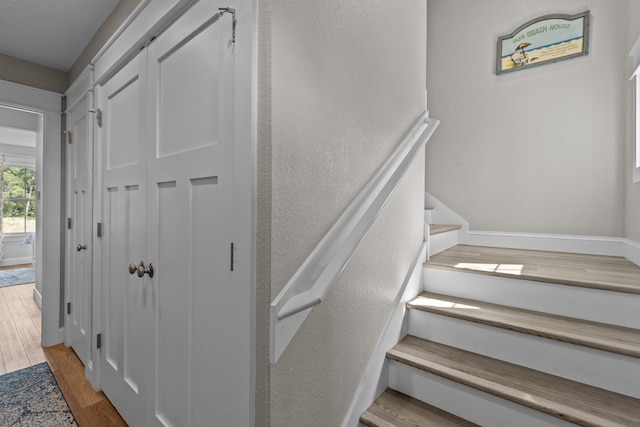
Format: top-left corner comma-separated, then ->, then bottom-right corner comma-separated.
97,3 -> 251,426
145,4 -> 241,425
66,93 -> 93,366
97,51 -> 149,427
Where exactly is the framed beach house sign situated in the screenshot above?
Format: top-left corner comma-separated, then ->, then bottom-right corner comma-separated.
496,11 -> 590,75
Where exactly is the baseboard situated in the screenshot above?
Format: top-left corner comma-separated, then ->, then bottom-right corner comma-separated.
0,257 -> 35,267
623,238 -> 640,267
33,286 -> 42,309
466,230 -> 631,257
341,241 -> 427,427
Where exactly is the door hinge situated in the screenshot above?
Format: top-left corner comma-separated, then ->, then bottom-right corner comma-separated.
230,242 -> 234,271
97,222 -> 102,237
97,333 -> 102,349
89,108 -> 102,127
67,218 -> 72,229
218,7 -> 237,43
67,302 -> 71,314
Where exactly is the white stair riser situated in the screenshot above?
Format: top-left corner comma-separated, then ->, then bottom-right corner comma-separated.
408,310 -> 640,399
424,209 -> 432,225
429,230 -> 459,256
388,361 -> 575,427
423,268 -> 640,329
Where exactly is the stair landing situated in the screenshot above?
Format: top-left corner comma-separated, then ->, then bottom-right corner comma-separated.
426,245 -> 640,294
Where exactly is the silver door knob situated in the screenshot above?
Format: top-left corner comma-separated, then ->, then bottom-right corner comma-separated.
129,261 -> 154,278
77,244 -> 87,251
129,263 -> 139,274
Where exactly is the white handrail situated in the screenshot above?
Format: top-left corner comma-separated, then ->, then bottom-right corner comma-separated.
270,112 -> 439,363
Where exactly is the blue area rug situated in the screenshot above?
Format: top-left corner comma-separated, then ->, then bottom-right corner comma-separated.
0,362 -> 77,426
0,267 -> 35,288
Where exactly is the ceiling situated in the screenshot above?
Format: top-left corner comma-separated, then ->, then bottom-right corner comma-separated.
0,0 -> 119,71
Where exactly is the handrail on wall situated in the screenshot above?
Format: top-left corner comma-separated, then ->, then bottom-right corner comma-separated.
270,112 -> 439,363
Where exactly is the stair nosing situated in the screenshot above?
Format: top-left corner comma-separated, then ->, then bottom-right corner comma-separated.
360,388 -> 479,427
388,336 -> 640,427
424,245 -> 640,295
423,261 -> 640,295
429,224 -> 462,235
408,292 -> 640,358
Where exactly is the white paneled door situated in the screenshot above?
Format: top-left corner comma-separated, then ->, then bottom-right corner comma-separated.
96,3 -> 249,426
65,91 -> 94,367
145,7 -> 238,427
97,50 -> 149,427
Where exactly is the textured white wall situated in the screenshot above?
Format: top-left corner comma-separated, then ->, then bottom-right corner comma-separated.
627,2 -> 640,242
426,0 -> 628,237
265,1 -> 427,425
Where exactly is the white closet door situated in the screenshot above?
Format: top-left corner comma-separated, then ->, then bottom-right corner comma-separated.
145,3 -> 249,426
65,92 -> 93,366
96,51 -> 150,427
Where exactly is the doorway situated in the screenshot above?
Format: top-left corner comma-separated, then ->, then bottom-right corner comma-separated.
0,105 -> 42,372
0,79 -> 64,352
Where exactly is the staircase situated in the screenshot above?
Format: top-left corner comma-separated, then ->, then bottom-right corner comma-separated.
360,205 -> 640,426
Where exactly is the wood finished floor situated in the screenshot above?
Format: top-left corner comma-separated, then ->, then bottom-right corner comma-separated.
0,279 -> 127,426
0,282 -> 45,374
427,245 -> 640,294
44,344 -> 129,427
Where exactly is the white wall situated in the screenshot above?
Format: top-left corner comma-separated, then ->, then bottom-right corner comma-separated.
263,1 -> 427,426
426,0 -> 628,237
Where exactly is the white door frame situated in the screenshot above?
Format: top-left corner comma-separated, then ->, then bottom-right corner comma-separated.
0,79 -> 63,347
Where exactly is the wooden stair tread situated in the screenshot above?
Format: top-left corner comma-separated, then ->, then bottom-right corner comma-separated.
408,292 -> 640,358
429,224 -> 461,235
360,389 -> 478,427
426,245 -> 640,294
388,336 -> 640,427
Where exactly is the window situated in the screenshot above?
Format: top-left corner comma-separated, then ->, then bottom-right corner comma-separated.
2,166 -> 36,233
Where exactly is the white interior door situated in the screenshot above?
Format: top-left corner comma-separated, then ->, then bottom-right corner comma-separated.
65,92 -> 94,366
145,4 -> 248,426
96,3 -> 251,425
96,51 -> 150,427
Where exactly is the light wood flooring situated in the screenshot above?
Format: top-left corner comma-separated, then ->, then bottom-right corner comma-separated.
0,278 -> 127,426
0,282 -> 45,374
427,245 -> 640,294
